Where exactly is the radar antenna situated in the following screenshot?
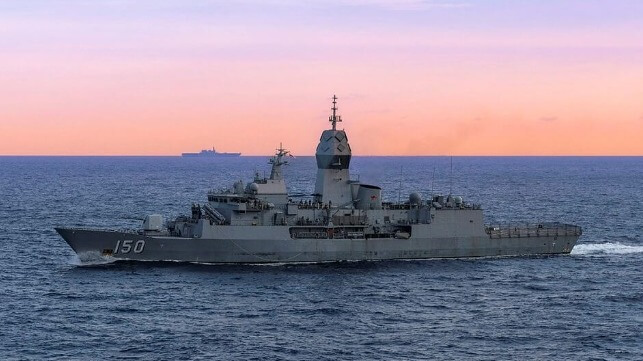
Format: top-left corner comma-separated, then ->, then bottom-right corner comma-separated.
269,143 -> 292,180
329,94 -> 342,130
270,143 -> 291,166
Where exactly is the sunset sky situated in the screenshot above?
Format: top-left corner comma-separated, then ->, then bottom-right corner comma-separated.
1,0 -> 642,156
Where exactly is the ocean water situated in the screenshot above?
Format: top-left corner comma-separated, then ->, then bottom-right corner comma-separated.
0,156 -> 641,360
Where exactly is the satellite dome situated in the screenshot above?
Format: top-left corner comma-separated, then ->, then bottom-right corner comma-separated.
248,183 -> 259,193
409,192 -> 422,205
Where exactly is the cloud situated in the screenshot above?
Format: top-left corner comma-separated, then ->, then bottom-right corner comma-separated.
540,116 -> 558,122
336,0 -> 471,10
230,0 -> 471,11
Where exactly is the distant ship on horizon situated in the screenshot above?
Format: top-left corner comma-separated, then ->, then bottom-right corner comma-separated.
181,147 -> 241,157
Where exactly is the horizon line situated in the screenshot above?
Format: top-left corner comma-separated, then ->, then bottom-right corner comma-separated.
2,154 -> 642,157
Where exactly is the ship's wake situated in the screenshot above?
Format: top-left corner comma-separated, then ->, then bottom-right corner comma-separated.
572,242 -> 643,256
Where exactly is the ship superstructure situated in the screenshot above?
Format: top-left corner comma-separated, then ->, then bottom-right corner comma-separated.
56,96 -> 581,263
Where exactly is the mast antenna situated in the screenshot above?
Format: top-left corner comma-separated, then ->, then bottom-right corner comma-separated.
449,156 -> 453,196
329,94 -> 342,130
431,167 -> 436,198
397,166 -> 403,204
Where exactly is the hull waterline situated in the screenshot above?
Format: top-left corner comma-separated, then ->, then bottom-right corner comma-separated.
56,227 -> 581,264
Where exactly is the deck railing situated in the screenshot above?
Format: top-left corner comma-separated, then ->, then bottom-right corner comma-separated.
485,223 -> 582,239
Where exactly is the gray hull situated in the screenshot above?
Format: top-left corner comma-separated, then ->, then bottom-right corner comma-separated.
56,227 -> 580,264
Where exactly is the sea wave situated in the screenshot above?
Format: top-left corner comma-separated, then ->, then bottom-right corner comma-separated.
572,242 -> 643,255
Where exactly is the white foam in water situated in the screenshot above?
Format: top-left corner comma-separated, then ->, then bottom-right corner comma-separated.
572,242 -> 643,255
70,251 -> 116,266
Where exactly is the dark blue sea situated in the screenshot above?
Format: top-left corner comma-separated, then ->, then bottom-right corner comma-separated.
0,156 -> 641,360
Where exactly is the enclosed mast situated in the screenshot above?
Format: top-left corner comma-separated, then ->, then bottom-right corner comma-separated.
314,95 -> 354,206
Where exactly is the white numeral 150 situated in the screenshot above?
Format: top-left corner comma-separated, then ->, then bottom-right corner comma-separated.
115,240 -> 145,254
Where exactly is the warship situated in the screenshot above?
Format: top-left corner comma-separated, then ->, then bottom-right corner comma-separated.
56,96 -> 582,264
182,147 -> 241,157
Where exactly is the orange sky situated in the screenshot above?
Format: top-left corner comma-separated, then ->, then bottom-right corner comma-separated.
1,1 -> 642,156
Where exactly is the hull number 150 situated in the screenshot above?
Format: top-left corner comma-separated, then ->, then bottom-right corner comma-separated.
115,240 -> 145,254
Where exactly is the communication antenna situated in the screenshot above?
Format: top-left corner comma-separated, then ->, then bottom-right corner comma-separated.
431,167 -> 436,198
449,156 -> 454,196
397,166 -> 403,204
329,95 -> 342,130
